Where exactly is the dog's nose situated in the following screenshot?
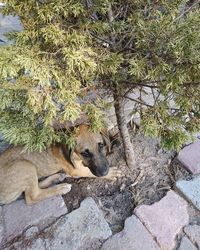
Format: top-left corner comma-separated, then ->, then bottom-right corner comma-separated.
99,167 -> 109,176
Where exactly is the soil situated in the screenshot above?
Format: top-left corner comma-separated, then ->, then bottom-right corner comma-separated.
63,129 -> 192,233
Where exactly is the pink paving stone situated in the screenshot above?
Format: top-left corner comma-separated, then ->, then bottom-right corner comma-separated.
184,225 -> 200,249
135,190 -> 189,250
1,196 -> 67,244
101,215 -> 159,250
177,140 -> 200,174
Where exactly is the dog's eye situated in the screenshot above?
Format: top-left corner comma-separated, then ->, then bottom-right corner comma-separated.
98,143 -> 104,150
81,149 -> 91,157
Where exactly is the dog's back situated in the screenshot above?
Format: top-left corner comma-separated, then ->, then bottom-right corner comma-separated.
0,146 -> 64,178
0,146 -> 24,166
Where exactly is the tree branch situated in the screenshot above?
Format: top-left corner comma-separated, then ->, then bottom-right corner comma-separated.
124,95 -> 153,108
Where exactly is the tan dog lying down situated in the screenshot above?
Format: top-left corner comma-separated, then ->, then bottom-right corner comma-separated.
0,125 -> 120,205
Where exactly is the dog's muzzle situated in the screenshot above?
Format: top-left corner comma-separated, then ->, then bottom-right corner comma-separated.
88,162 -> 109,177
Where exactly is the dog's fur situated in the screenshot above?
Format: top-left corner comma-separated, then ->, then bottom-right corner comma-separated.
0,124 -> 120,205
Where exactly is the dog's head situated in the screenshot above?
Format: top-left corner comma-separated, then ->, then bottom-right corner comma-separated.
73,124 -> 110,177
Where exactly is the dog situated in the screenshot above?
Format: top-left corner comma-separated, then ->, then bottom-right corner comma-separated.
0,124 -> 121,205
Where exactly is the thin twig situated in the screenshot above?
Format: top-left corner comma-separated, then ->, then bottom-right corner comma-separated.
89,32 -> 112,46
39,48 -> 62,56
174,0 -> 200,22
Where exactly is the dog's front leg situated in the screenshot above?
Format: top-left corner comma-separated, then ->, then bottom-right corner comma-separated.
39,173 -> 68,188
69,167 -> 96,178
70,167 -> 121,180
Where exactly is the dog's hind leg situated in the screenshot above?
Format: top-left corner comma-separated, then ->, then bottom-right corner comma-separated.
17,162 -> 72,205
39,173 -> 67,188
25,180 -> 71,205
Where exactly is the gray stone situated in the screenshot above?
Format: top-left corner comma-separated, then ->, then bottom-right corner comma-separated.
0,13 -> 22,43
105,88 -> 154,130
43,197 -> 112,250
25,226 -> 39,238
184,225 -> 200,249
0,142 -> 10,154
101,215 -> 159,250
0,133 -> 10,154
2,196 -> 67,244
178,236 -> 197,250
177,140 -> 200,174
176,175 -> 200,210
0,132 -> 4,141
135,190 -> 189,250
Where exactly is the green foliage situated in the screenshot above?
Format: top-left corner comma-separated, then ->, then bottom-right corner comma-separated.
0,0 -> 200,151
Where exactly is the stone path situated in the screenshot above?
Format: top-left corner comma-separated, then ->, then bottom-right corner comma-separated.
1,138 -> 200,249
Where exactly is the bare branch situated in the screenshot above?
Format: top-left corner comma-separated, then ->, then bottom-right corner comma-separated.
108,3 -> 114,22
124,95 -> 153,108
107,3 -> 115,45
89,32 -> 112,46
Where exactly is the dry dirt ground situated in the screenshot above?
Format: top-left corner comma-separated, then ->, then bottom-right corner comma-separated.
63,128 -> 192,234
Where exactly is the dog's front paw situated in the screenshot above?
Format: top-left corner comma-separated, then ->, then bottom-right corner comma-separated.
53,173 -> 68,184
58,173 -> 68,182
58,183 -> 72,195
104,167 -> 122,180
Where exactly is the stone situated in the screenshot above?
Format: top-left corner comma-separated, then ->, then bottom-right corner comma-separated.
105,88 -> 154,130
135,190 -> 189,250
25,226 -> 39,238
0,142 -> 10,154
101,215 -> 159,250
176,175 -> 200,210
178,236 -> 197,250
0,133 -> 10,154
184,225 -> 200,249
177,140 -> 200,174
0,13 -> 22,43
43,197 -> 112,250
2,196 -> 67,244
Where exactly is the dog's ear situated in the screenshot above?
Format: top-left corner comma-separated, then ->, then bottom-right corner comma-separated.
61,145 -> 76,168
101,129 -> 112,154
